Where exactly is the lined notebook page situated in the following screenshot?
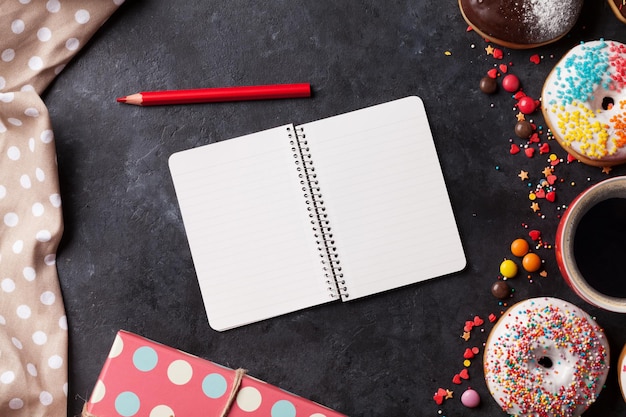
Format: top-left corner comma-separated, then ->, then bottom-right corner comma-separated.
297,96 -> 466,300
169,125 -> 331,331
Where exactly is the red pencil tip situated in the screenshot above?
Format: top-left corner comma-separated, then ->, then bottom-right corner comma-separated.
116,96 -> 127,103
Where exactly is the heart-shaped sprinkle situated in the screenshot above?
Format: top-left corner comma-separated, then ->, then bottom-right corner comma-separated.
539,143 -> 550,154
493,48 -> 503,59
464,321 -> 474,332
529,230 -> 541,241
567,154 -> 577,163
514,91 -> 526,100
463,348 -> 475,359
473,315 -> 484,326
530,54 -> 541,64
489,313 -> 497,322
535,189 -> 545,199
546,191 -> 556,202
433,393 -> 444,405
510,144 -> 520,154
547,175 -> 557,185
499,64 -> 508,73
459,369 -> 470,379
487,68 -> 498,79
529,133 -> 540,143
452,374 -> 462,385
525,148 -> 535,158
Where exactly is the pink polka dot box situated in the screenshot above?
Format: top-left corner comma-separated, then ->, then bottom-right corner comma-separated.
83,331 -> 346,417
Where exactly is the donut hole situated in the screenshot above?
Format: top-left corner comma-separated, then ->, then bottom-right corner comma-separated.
602,96 -> 615,111
537,356 -> 554,369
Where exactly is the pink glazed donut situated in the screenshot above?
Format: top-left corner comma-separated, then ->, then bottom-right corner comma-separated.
542,40 -> 626,166
484,297 -> 609,417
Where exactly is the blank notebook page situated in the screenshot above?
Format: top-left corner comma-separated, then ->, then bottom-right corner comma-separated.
169,126 -> 330,331
298,96 -> 466,300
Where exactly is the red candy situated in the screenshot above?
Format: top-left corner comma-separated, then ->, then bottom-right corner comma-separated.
517,96 -> 537,114
502,74 -> 520,92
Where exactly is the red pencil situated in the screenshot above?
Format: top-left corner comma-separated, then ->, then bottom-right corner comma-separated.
116,83 -> 311,106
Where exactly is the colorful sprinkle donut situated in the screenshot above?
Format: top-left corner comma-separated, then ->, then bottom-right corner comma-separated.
542,40 -> 626,166
484,297 -> 610,417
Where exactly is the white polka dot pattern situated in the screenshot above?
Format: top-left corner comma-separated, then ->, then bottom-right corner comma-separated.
0,1 -> 122,416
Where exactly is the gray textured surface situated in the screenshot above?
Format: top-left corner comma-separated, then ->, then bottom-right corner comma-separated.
43,1 -> 626,416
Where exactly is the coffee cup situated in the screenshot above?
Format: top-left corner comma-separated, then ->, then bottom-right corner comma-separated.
556,176 -> 626,312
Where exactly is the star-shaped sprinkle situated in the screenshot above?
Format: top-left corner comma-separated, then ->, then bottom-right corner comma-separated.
445,390 -> 454,399
485,45 -> 494,55
531,202 -> 540,212
518,170 -> 529,180
516,112 -> 526,122
461,331 -> 471,341
602,166 -> 612,174
542,166 -> 553,177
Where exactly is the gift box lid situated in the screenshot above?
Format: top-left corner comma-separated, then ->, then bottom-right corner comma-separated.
83,330 -> 347,417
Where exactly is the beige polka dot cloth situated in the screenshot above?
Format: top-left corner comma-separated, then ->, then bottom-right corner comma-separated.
1,1 -> 122,415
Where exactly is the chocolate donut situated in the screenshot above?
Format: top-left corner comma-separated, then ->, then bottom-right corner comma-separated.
609,0 -> 626,24
459,0 -> 584,49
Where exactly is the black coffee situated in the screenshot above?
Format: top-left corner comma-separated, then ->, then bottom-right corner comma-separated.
574,197 -> 626,298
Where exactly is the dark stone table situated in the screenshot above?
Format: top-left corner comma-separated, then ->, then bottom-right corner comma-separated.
44,1 -> 626,416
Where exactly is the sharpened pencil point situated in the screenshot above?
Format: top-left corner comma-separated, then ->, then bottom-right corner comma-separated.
116,96 -> 127,103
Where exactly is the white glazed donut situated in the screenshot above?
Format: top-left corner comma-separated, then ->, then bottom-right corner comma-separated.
542,40 -> 626,166
484,297 -> 610,417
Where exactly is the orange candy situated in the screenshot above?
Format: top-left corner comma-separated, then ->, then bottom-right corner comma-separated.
522,252 -> 542,272
510,238 -> 530,257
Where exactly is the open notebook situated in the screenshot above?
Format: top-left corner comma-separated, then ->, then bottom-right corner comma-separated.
169,96 -> 466,331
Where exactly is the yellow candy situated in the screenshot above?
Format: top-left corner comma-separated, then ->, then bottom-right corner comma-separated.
500,259 -> 518,278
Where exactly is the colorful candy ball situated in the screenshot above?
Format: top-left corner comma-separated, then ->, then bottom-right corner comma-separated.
502,74 -> 520,93
510,238 -> 530,257
518,96 -> 537,114
480,76 -> 498,94
514,120 -> 533,139
500,259 -> 518,278
522,252 -> 542,272
461,388 -> 481,408
491,280 -> 512,299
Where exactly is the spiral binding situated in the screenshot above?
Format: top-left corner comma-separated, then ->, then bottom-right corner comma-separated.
287,126 -> 347,299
